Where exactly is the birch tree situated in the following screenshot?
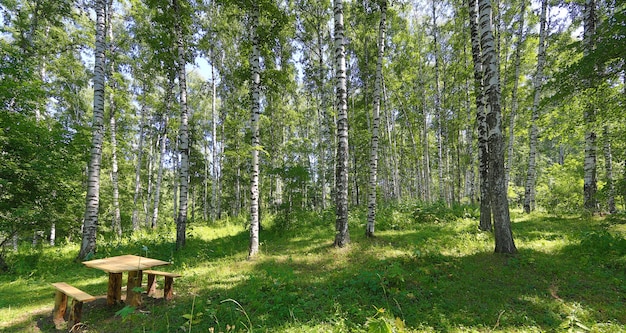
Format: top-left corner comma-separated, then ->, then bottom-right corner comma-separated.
583,0 -> 598,211
523,0 -> 547,214
366,0 -> 387,238
334,0 -> 350,247
248,2 -> 261,259
478,0 -> 517,253
468,0 -> 491,231
505,0 -> 526,189
78,0 -> 107,260
603,126 -> 616,214
173,0 -> 190,250
107,0 -> 122,238
132,96 -> 147,231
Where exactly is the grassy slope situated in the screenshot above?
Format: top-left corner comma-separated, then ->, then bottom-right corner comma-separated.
1,208 -> 625,332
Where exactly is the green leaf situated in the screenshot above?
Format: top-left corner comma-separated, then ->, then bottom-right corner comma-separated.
115,306 -> 136,318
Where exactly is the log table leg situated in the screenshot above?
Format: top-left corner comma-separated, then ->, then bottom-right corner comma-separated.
52,291 -> 68,326
146,273 -> 157,297
164,276 -> 175,301
107,272 -> 123,305
67,299 -> 84,329
126,270 -> 143,306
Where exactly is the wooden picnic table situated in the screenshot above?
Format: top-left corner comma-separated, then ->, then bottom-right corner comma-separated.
82,254 -> 170,306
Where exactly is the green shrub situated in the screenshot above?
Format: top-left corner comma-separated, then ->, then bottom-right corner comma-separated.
536,158 -> 584,214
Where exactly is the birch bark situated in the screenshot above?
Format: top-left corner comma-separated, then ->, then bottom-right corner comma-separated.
479,0 -> 517,253
583,0 -> 598,211
78,0 -> 106,260
248,3 -> 261,259
505,0 -> 526,189
468,0 -> 491,231
523,0 -> 547,213
132,101 -> 146,231
366,0 -> 387,238
334,0 -> 350,247
603,126 -> 616,213
105,0 -> 121,237
174,0 -> 190,250
432,0 -> 445,203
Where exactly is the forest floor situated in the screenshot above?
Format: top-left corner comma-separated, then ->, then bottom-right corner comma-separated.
1,206 -> 625,332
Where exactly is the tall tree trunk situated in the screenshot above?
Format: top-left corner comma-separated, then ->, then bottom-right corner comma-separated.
106,1 -> 122,237
173,136 -> 179,220
144,140 -> 154,227
603,126 -> 616,213
383,81 -> 400,199
152,72 -> 176,229
523,0 -> 547,214
174,0 -> 190,250
479,0 -> 517,254
248,3 -> 261,259
152,113 -> 169,229
109,69 -> 121,236
583,0 -> 598,211
78,0 -> 106,260
211,46 -> 219,222
366,0 -> 386,238
317,23 -> 329,211
132,101 -> 147,231
333,0 -> 350,247
505,0 -> 526,189
432,0 -> 445,203
464,46 -> 475,203
468,0 -> 491,231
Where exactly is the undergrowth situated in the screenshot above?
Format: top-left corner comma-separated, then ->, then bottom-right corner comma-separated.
1,203 -> 625,332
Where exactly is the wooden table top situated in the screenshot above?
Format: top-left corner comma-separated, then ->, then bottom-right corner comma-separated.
82,254 -> 170,273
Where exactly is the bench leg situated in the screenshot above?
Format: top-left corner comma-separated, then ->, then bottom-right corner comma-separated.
67,299 -> 84,329
146,273 -> 157,297
126,270 -> 143,306
107,272 -> 123,305
52,291 -> 68,324
164,276 -> 174,300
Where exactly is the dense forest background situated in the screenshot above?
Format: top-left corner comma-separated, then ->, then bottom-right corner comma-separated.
1,0 -> 625,260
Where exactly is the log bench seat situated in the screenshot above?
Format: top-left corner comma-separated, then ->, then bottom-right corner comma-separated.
143,270 -> 182,300
51,282 -> 95,329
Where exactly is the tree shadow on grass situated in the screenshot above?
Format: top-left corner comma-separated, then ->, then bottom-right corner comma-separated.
171,217 -> 626,332
3,214 -> 625,332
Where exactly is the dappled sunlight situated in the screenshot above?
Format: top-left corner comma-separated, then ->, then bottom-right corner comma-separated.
521,238 -> 571,253
1,209 -> 624,332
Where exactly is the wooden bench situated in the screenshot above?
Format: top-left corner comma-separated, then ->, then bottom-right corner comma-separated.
143,270 -> 182,300
51,282 -> 95,329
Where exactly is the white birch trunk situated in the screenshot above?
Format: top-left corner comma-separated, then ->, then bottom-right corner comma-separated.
144,141 -> 154,227
152,114 -> 168,229
432,0 -> 445,203
132,102 -> 146,231
479,0 -> 516,254
174,0 -> 190,250
505,0 -> 525,189
248,3 -> 261,259
583,0 -> 598,211
464,55 -> 475,203
333,0 -> 350,247
366,0 -> 386,238
78,0 -> 106,260
523,0 -> 547,214
603,126 -> 616,213
468,0 -> 491,231
211,46 -> 219,222
107,0 -> 121,237
383,81 -> 400,199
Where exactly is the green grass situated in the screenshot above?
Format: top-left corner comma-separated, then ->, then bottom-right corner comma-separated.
1,207 -> 625,332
